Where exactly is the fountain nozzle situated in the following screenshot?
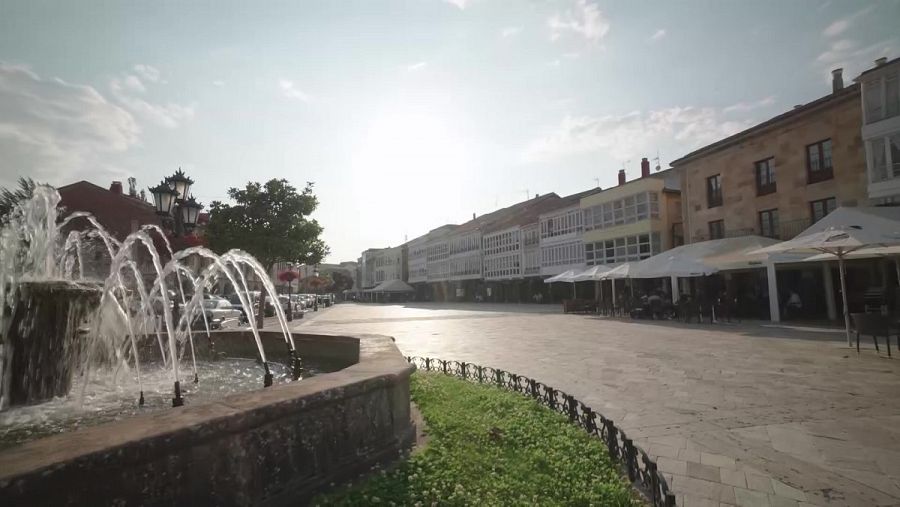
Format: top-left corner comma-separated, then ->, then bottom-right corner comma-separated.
139,391 -> 145,407
290,350 -> 303,381
172,381 -> 184,407
264,362 -> 274,387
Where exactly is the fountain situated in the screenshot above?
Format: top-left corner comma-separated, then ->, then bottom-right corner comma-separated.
0,186 -> 415,505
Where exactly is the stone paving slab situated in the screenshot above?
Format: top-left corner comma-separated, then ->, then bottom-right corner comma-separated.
294,303 -> 900,506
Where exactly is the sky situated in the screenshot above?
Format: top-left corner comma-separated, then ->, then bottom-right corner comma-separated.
0,0 -> 898,263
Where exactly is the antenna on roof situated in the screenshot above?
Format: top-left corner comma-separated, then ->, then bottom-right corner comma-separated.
653,150 -> 662,172
594,177 -> 600,188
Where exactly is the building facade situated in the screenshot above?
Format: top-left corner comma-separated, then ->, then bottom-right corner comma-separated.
859,57 -> 900,203
673,75 -> 867,243
538,190 -> 602,277
580,160 -> 682,267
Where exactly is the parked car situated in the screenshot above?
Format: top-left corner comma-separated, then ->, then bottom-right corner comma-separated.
289,294 -> 306,312
203,297 -> 242,320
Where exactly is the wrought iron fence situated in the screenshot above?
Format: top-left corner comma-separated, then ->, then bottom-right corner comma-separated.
407,356 -> 677,507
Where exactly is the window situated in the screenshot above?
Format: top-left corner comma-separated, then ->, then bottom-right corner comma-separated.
708,219 -> 724,240
888,73 -> 900,119
807,139 -> 833,183
707,175 -> 722,208
584,233 -> 660,265
864,79 -> 883,123
759,209 -> 779,239
582,192 -> 660,231
755,158 -> 776,195
810,198 -> 836,223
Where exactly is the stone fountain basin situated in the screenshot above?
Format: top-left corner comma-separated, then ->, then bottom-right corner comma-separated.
0,331 -> 415,506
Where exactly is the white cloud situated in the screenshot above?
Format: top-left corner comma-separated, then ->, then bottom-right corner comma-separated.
723,96 -> 776,114
122,74 -> 146,93
212,80 -> 225,87
823,19 -> 849,38
548,0 -> 610,44
279,79 -> 312,102
523,107 -> 754,162
110,74 -> 195,129
650,29 -> 666,42
132,64 -> 161,83
406,62 -> 427,72
501,26 -> 523,38
814,36 -> 897,82
444,0 -> 469,9
0,63 -> 140,185
823,5 -> 875,38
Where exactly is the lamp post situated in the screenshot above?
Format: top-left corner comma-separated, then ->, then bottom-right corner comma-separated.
286,263 -> 294,322
149,168 -> 203,238
148,168 -> 204,407
313,265 -> 320,312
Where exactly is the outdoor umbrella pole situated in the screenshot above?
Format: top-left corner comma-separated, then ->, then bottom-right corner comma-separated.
838,254 -> 852,347
894,256 -> 900,287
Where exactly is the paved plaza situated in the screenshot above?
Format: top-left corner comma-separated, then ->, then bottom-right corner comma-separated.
294,302 -> 900,507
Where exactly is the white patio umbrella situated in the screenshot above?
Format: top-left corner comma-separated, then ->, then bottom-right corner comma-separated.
572,265 -> 614,281
752,225 -> 900,346
544,269 -> 579,298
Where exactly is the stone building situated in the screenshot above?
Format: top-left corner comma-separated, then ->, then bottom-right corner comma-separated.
672,72 -> 867,243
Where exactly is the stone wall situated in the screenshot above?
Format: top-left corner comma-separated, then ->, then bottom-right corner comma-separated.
0,333 -> 414,506
677,88 -> 867,242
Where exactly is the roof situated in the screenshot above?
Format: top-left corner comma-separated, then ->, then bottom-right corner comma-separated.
56,180 -> 161,240
454,193 -> 561,235
858,57 -> 900,79
482,193 -> 563,234
671,84 -> 860,166
541,187 -> 605,214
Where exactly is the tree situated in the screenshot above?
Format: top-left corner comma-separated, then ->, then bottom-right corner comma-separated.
330,269 -> 354,292
0,177 -> 41,219
205,179 -> 328,270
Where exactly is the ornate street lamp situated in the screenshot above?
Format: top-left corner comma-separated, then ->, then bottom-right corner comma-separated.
179,195 -> 203,232
149,180 -> 178,217
148,169 -> 203,238
166,168 -> 194,203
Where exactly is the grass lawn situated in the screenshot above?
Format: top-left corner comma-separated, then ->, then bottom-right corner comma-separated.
316,372 -> 638,506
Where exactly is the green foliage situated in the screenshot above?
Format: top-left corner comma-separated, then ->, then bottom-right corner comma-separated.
205,179 -> 328,269
329,269 -> 354,292
0,177 -> 41,219
316,372 -> 636,506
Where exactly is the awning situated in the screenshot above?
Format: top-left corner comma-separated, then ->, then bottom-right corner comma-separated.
572,265 -> 614,281
630,236 -> 782,278
600,263 -> 635,279
543,269 -> 578,283
367,279 -> 415,293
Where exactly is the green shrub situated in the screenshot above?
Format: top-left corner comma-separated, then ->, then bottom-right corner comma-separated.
316,372 -> 637,506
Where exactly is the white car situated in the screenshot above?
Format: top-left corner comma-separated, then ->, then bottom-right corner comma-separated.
202,298 -> 242,321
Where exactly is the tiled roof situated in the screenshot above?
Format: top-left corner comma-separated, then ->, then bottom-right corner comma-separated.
57,180 -> 161,240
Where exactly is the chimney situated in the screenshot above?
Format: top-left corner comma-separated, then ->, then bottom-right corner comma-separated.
876,57 -> 888,67
472,212 -> 476,220
618,169 -> 626,186
641,157 -> 651,178
109,181 -> 123,195
535,193 -> 539,199
831,68 -> 843,93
